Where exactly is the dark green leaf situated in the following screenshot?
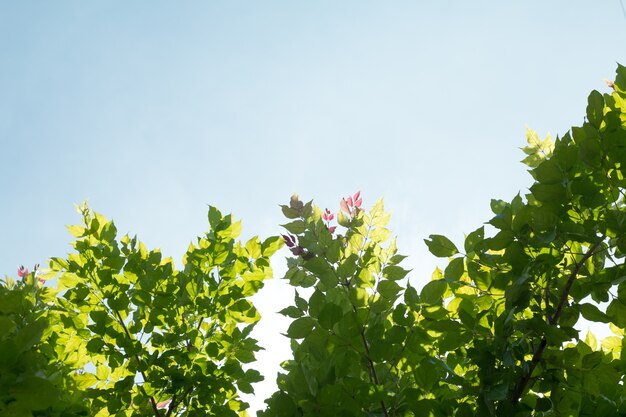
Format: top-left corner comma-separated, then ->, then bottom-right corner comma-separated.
286,317 -> 315,339
424,235 -> 458,257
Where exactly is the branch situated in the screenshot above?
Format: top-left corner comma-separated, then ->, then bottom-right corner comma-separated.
509,240 -> 603,404
360,330 -> 390,417
114,310 -> 162,417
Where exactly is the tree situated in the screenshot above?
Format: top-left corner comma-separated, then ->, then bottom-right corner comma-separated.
44,204 -> 281,416
263,65 -> 626,416
0,267 -> 88,417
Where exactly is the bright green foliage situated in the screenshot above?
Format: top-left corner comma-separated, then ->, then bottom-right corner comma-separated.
263,196 -> 424,416
0,271 -> 88,417
48,204 -> 280,416
263,65 -> 626,417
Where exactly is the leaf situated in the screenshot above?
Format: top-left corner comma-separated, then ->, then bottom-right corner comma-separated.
606,298 -> 626,327
336,254 -> 358,279
208,205 -> 223,229
464,226 -> 484,253
286,317 -> 315,339
12,377 -> 57,410
378,280 -> 402,300
261,236 -> 284,257
420,280 -> 447,305
337,211 -> 351,227
281,205 -> 300,219
282,220 -> 306,235
586,89 -> 605,128
579,303 -> 610,323
490,199 -> 508,215
66,225 -> 86,237
318,303 -> 343,329
383,265 -> 410,281
279,306 -> 303,319
404,285 -> 419,307
424,235 -> 458,257
100,221 -> 117,242
245,236 -> 262,258
294,290 -> 308,312
444,257 -> 464,281
370,227 -> 391,243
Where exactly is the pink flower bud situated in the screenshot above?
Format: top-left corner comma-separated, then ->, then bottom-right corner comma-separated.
347,196 -> 353,207
354,191 -> 361,201
328,226 -> 337,233
340,199 -> 350,214
17,265 -> 29,278
355,197 -> 362,208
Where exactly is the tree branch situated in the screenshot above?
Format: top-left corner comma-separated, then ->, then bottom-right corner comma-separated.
114,310 -> 162,417
510,239 -> 603,404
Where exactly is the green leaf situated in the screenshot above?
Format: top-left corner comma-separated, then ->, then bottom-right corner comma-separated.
0,316 -> 16,335
282,220 -> 306,234
420,280 -> 446,305
12,377 -> 57,410
208,205 -> 223,229
404,285 -> 419,307
607,298 -> 626,327
336,254 -> 358,279
378,280 -> 402,300
245,236 -> 262,258
294,290 -> 308,311
383,265 -> 410,281
444,257 -> 464,281
424,235 -> 458,257
279,306 -> 303,319
286,317 -> 315,339
464,226 -> 484,253
281,205 -> 300,219
318,303 -> 343,329
579,303 -> 610,323
586,89 -> 605,128
100,221 -> 117,242
262,236 -> 284,257
66,224 -> 86,237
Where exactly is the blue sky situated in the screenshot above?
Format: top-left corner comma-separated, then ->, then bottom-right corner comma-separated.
2,1 -> 626,412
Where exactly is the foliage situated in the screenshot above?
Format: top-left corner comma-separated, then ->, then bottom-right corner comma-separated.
7,66 -> 626,417
46,204 -> 281,416
0,267 -> 88,417
263,65 -> 626,417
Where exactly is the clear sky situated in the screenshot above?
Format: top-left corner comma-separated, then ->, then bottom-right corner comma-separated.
2,1 -> 626,412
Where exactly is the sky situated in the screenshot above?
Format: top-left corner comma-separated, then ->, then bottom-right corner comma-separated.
2,1 -> 626,412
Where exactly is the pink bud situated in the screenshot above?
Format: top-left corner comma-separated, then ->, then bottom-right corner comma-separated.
328,226 -> 336,233
328,213 -> 334,221
17,266 -> 29,278
347,196 -> 353,207
355,197 -> 362,208
340,199 -> 350,214
354,191 -> 361,201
